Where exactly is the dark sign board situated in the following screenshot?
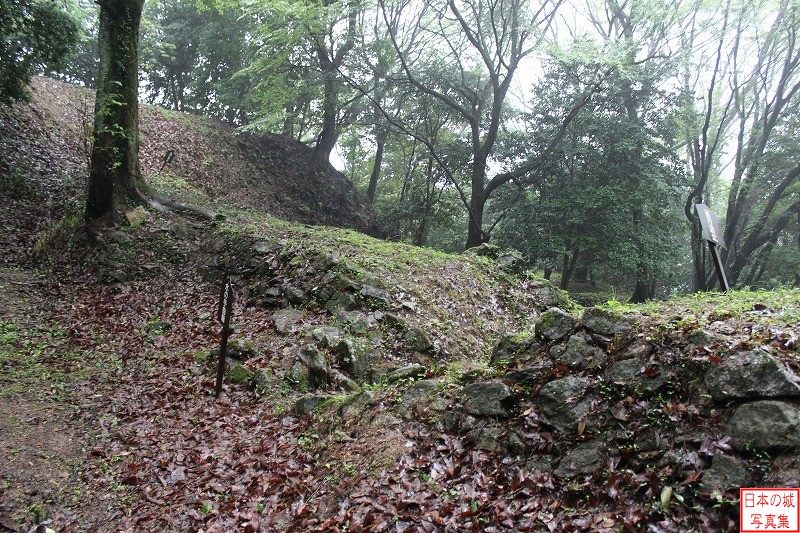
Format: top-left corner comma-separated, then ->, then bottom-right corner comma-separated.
159,150 -> 175,172
217,278 -> 233,324
695,204 -> 731,291
695,203 -> 726,249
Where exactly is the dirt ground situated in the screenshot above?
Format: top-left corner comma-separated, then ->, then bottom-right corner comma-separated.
0,395 -> 82,531
0,268 -> 90,532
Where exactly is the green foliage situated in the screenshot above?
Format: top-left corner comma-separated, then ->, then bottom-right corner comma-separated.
140,0 -> 254,123
226,0 -> 363,139
26,503 -> 45,524
53,0 -> 99,87
493,49 -> 687,295
28,210 -> 84,265
0,0 -> 79,103
0,318 -> 85,400
339,97 -> 469,250
0,322 -> 19,344
0,165 -> 33,197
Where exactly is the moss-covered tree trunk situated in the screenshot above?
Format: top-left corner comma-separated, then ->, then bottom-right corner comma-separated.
85,0 -> 145,225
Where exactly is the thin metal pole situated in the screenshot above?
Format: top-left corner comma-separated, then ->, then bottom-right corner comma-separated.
708,241 -> 731,292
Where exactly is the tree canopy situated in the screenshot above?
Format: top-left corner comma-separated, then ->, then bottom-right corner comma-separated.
24,0 -> 800,296
0,0 -> 79,103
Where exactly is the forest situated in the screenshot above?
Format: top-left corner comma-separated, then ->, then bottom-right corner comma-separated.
5,0 -> 800,301
3,0 -> 800,531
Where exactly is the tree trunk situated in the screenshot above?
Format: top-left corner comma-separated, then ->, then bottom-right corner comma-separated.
560,250 -> 579,290
724,165 -> 800,286
465,157 -> 489,249
367,132 -> 386,203
574,263 -> 590,282
413,212 -> 428,247
314,71 -> 339,164
690,218 -> 709,292
629,206 -> 654,303
85,0 -> 145,225
465,193 -> 486,249
630,277 -> 655,303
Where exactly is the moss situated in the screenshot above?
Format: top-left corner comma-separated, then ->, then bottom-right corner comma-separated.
226,363 -> 253,384
536,312 -> 554,332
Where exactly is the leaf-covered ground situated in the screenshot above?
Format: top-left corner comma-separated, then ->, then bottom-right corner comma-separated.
2,78 -> 800,532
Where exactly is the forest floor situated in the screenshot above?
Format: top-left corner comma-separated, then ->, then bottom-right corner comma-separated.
0,267 -> 87,531
2,78 -> 800,532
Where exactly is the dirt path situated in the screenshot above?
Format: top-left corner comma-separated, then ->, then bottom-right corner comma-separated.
0,267 -> 94,532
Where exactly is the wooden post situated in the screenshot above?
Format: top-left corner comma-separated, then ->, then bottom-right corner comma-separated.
215,278 -> 234,397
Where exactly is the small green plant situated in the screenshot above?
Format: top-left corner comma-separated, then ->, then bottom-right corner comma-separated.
298,433 -> 320,451
0,322 -> 19,344
28,211 -> 83,264
27,503 -> 45,524
0,166 -> 34,197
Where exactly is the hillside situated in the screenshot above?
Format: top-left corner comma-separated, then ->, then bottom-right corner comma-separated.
1,79 -> 800,532
0,77 -> 381,250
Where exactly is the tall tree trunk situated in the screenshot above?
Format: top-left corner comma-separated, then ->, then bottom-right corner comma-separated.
367,130 -> 387,202
413,211 -> 429,247
314,71 -> 339,164
690,219 -> 709,292
413,157 -> 440,247
465,157 -> 488,249
629,206 -> 654,303
465,193 -> 486,249
86,0 -> 145,225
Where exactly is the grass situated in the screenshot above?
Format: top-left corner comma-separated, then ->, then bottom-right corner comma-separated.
202,209 -> 553,364
230,207 -> 456,278
604,288 -> 800,327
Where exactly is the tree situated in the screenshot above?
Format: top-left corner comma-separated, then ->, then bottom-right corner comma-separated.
339,91 -> 464,247
681,0 -> 800,289
239,0 -> 364,163
0,0 -> 78,103
53,0 -> 100,88
85,0 -> 146,226
140,0 -> 254,123
720,2 -> 800,286
372,0 -> 615,249
494,55 -> 685,294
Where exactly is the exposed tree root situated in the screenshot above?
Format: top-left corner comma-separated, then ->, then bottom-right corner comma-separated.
140,190 -> 224,221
